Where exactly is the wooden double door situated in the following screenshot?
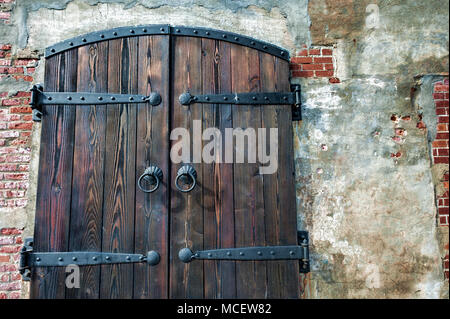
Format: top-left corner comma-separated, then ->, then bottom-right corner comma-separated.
31,26 -> 300,299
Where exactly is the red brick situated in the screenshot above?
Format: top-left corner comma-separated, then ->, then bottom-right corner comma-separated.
9,106 -> 32,114
7,122 -> 33,130
0,228 -> 22,235
0,245 -> 21,253
322,48 -> 333,56
436,100 -> 449,108
435,157 -> 449,164
314,57 -> 333,63
435,84 -> 449,92
432,140 -> 448,148
13,59 -> 37,67
439,207 -> 449,215
329,77 -> 340,84
1,98 -> 22,106
433,93 -> 446,100
315,70 -> 334,77
438,149 -> 449,156
440,216 -> 448,225
291,57 -> 313,64
0,282 -> 21,291
0,12 -> 11,20
0,59 -> 11,66
14,91 -> 31,98
436,108 -> 448,115
308,49 -> 321,55
438,116 -> 449,123
12,75 -> 33,82
0,255 -> 9,262
0,45 -> 12,50
324,63 -> 334,70
292,70 -> 314,77
302,64 -> 324,71
437,123 -> 448,132
0,67 -> 24,74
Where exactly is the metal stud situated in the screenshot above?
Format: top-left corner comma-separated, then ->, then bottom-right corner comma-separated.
281,51 -> 285,56
72,257 -> 77,261
130,30 -> 135,34
100,34 -> 105,39
227,252 -> 231,256
222,34 -> 227,38
263,45 -> 268,49
270,251 -> 275,255
176,29 -> 180,33
289,250 -> 294,255
126,256 -> 131,261
105,256 -> 111,261
113,32 -> 118,36
82,38 -> 87,42
143,28 -> 147,33
47,97 -> 52,101
92,256 -> 97,261
98,96 -> 103,101
252,96 -> 257,100
69,42 -> 74,46
129,97 -> 134,101
208,253 -> 212,257
51,48 -> 55,53
193,30 -> 198,34
80,96 -> 85,101
257,251 -> 262,256
223,97 -> 228,101
139,256 -> 145,261
234,37 -> 239,41
58,257 -> 63,262
36,257 -> 41,262
283,96 -> 288,101
67,96 -> 72,101
160,27 -> 164,32
205,96 -> 209,101
205,31 -> 210,35
239,252 -> 244,256
111,96 -> 116,101
250,41 -> 255,45
264,96 -> 268,100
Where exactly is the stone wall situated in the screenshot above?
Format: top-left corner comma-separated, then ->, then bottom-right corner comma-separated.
0,0 -> 448,299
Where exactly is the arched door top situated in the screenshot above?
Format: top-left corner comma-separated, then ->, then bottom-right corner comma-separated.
45,24 -> 290,61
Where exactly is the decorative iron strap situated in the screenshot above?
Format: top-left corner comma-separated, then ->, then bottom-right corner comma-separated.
29,84 -> 162,122
179,92 -> 296,106
19,238 -> 160,281
178,231 -> 310,273
45,25 -> 290,61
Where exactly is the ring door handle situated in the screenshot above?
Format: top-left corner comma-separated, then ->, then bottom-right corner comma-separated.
175,165 -> 197,193
138,165 -> 163,193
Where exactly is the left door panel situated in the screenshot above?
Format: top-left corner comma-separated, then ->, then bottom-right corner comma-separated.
31,35 -> 170,299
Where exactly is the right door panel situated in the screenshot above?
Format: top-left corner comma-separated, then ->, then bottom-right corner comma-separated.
169,35 -> 300,299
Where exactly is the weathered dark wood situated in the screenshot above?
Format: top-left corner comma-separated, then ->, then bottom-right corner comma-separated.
31,49 -> 77,299
134,35 -> 170,299
100,37 -> 137,298
201,39 -> 236,299
231,44 -> 267,298
65,42 -> 108,299
169,36 -> 204,298
259,52 -> 300,298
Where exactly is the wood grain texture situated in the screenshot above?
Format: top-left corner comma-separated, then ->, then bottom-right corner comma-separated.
134,35 -> 170,299
230,44 -> 267,298
65,42 -> 108,299
100,37 -> 137,298
169,36 -> 204,298
31,50 -> 77,299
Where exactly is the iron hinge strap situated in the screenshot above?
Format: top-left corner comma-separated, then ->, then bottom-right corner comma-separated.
179,84 -> 302,121
29,84 -> 162,122
19,238 -> 160,281
179,231 -> 309,273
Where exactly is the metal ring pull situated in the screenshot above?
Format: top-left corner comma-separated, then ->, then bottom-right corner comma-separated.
175,165 -> 197,193
138,165 -> 163,193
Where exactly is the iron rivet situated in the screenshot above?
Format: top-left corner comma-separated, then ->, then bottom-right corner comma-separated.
205,96 -> 209,101
205,31 -> 210,35
92,256 -> 97,261
47,97 -> 52,101
195,253 -> 199,258
51,48 -> 56,53
270,251 -> 275,255
208,253 -> 212,257
193,30 -> 198,34
250,41 -> 255,45
143,29 -> 147,32
129,97 -> 134,101
82,38 -> 87,42
69,42 -> 74,46
106,256 -> 111,261
111,97 -> 116,101
100,34 -> 105,39
72,257 -> 77,261
113,32 -> 118,36
222,34 -> 227,38
139,256 -> 144,261
98,97 -> 103,101
160,28 -> 164,32
263,45 -> 268,49
58,257 -> 63,261
303,264 -> 307,269
141,96 -> 146,101
126,256 -> 131,261
80,97 -> 85,101
239,252 -> 244,256
67,96 -> 72,101
234,37 -> 239,41
223,97 -> 228,101
257,251 -> 262,256
176,29 -> 180,33
264,96 -> 268,100
289,251 -> 294,255
36,257 -> 41,262
281,51 -> 285,55
130,30 -> 135,34
283,96 -> 288,100
227,252 -> 231,256
252,96 -> 257,100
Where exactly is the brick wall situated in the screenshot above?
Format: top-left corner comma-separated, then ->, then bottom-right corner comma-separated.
0,0 -> 35,299
290,46 -> 340,83
431,78 -> 449,280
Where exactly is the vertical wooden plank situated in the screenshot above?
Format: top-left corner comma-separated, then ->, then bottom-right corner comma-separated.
134,35 -> 170,299
100,37 -> 137,298
201,39 -> 236,298
231,44 -> 267,298
259,52 -> 299,298
274,57 -> 300,298
31,49 -> 77,298
170,36 -> 204,298
65,42 -> 108,299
